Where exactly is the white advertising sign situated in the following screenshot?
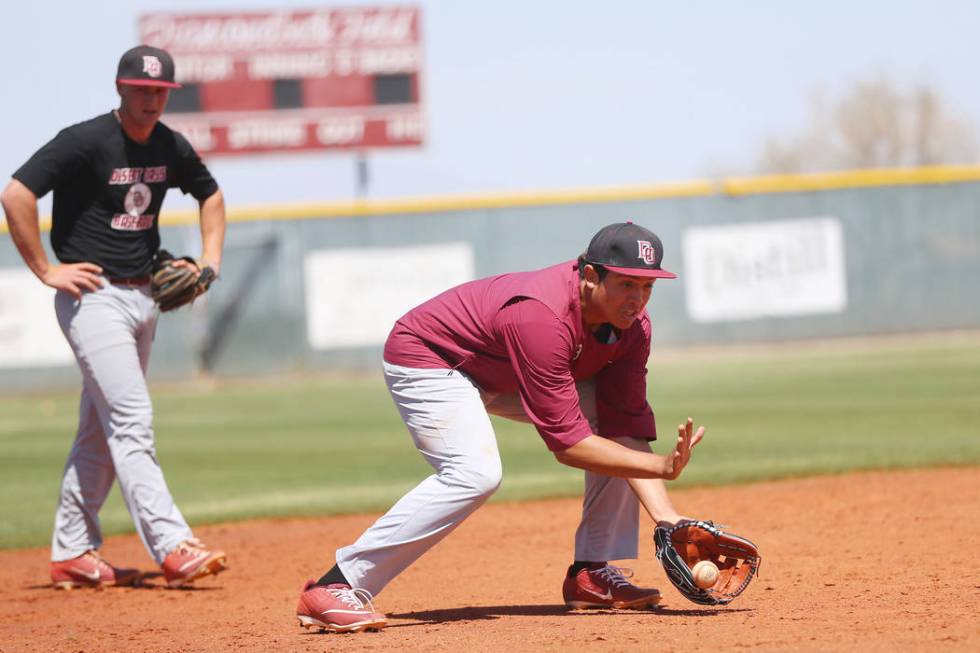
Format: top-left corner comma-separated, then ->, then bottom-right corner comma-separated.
305,242 -> 475,349
0,269 -> 74,367
683,217 -> 847,323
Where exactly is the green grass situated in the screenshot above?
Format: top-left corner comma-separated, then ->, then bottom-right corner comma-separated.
2,335 -> 979,549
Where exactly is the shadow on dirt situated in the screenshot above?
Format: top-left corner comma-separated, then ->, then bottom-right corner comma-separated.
25,570 -> 224,592
386,604 -> 749,625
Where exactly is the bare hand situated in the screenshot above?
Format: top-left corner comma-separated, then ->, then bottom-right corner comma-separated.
169,258 -> 201,274
171,257 -> 220,278
661,417 -> 705,480
41,262 -> 104,299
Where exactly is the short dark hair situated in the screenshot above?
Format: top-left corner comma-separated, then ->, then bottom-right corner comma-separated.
577,254 -> 609,281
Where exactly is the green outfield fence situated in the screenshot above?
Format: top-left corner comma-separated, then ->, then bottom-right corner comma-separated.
1,166 -> 978,389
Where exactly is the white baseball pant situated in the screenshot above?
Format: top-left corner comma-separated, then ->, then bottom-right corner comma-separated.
51,280 -> 193,564
335,362 -> 641,596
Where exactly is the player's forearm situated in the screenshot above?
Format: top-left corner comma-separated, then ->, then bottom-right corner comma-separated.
627,477 -> 685,525
554,434 -> 671,478
607,436 -> 687,525
1,180 -> 52,279
198,189 -> 226,272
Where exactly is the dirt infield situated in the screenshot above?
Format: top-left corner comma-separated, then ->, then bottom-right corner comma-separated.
1,467 -> 978,652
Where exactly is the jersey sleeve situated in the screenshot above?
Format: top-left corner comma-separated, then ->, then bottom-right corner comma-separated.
594,317 -> 657,440
171,130 -> 219,201
494,298 -> 594,451
11,128 -> 88,198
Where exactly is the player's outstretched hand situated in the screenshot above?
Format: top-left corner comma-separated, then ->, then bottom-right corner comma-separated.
42,262 -> 104,298
662,417 -> 705,480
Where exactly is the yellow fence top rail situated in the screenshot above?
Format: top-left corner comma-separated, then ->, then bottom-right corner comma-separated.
3,165 -> 979,234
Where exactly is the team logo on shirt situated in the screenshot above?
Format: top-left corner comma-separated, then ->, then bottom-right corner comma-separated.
124,183 -> 152,216
111,183 -> 155,231
637,240 -> 657,265
143,55 -> 163,78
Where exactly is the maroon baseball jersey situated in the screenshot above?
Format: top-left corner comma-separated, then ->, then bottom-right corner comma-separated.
384,260 -> 657,451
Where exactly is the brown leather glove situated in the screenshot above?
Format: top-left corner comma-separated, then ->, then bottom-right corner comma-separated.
654,520 -> 761,605
151,249 -> 216,312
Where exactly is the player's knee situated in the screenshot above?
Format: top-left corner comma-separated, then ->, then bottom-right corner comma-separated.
473,466 -> 503,497
453,459 -> 502,498
107,414 -> 156,453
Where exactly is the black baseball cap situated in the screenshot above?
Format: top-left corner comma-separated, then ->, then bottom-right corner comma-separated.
585,221 -> 677,279
116,45 -> 181,88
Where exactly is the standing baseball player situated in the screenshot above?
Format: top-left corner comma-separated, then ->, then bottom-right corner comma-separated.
295,221 -> 704,632
0,45 -> 227,588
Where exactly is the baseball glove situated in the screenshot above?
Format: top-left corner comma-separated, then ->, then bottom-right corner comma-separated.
151,249 -> 216,312
654,519 -> 761,605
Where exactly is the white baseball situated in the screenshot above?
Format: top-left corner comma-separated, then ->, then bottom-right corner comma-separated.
691,560 -> 719,589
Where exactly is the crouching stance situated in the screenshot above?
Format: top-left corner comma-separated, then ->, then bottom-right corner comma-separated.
296,222 -> 703,631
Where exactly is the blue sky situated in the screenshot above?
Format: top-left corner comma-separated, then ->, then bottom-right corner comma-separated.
2,0 -> 977,211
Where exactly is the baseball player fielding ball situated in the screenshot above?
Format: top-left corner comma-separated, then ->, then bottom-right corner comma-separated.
691,560 -> 720,589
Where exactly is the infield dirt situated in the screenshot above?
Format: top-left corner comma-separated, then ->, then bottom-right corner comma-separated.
1,467 -> 977,652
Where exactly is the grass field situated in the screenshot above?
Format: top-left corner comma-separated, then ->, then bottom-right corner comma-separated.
2,333 -> 978,550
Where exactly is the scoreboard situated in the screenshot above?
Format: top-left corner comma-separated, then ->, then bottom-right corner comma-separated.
139,6 -> 424,156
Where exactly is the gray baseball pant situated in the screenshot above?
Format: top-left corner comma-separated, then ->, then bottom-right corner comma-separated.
335,362 -> 640,596
51,281 -> 192,564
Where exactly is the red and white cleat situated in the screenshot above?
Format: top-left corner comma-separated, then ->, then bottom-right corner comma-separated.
50,550 -> 140,590
161,538 -> 227,588
563,564 -> 661,609
296,580 -> 387,633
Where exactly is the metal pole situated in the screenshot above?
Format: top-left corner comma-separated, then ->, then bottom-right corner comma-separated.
355,151 -> 369,198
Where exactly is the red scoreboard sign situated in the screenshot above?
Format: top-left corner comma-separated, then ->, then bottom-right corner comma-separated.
139,6 -> 424,156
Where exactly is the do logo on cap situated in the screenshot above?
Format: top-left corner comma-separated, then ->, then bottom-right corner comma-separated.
116,45 -> 182,88
585,221 -> 677,279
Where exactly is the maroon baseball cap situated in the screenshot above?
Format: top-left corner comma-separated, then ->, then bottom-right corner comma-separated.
116,45 -> 181,88
585,221 -> 677,279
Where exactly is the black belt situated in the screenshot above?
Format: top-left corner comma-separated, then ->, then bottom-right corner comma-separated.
108,275 -> 151,286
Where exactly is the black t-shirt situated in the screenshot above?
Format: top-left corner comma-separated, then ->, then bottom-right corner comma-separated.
13,112 -> 218,278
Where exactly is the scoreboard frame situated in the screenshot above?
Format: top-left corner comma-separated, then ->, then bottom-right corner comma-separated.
139,6 -> 425,157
